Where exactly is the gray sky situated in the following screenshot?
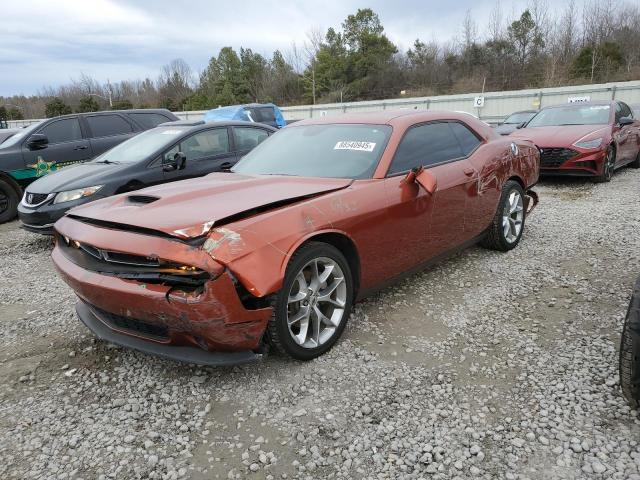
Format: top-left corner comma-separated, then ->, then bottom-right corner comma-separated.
1,0 -> 568,96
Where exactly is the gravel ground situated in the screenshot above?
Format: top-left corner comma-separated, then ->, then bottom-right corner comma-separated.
1,169 -> 640,480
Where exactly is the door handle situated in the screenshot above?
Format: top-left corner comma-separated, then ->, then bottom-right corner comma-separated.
463,168 -> 475,177
74,146 -> 88,151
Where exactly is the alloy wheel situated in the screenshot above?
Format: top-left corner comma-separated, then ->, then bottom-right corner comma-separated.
502,190 -> 524,244
286,257 -> 347,349
603,148 -> 614,181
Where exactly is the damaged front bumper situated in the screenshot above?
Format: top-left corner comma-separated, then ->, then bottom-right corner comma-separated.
52,216 -> 273,365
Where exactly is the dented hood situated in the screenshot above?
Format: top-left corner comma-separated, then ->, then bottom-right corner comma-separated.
509,124 -> 610,146
65,172 -> 353,238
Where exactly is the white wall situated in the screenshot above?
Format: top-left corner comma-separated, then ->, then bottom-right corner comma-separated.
8,80 -> 640,129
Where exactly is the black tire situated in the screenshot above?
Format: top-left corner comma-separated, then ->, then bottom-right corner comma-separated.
481,180 -> 526,252
629,151 -> 640,169
620,277 -> 640,408
267,241 -> 354,361
595,146 -> 615,182
0,178 -> 19,224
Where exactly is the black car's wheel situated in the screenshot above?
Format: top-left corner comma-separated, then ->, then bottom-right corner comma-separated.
267,241 -> 354,360
620,277 -> 640,408
596,146 -> 615,182
0,179 -> 19,224
629,150 -> 640,169
481,180 -> 526,252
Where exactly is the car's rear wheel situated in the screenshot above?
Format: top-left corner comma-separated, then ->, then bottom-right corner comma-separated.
629,150 -> 640,169
620,277 -> 640,408
267,242 -> 353,360
0,179 -> 19,224
481,180 -> 525,252
596,146 -> 615,182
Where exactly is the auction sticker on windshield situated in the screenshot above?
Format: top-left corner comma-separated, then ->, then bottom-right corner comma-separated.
334,141 -> 376,152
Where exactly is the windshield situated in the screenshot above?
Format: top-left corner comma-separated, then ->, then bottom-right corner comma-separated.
504,112 -> 535,124
527,104 -> 611,127
90,126 -> 189,164
0,122 -> 43,148
232,124 -> 391,179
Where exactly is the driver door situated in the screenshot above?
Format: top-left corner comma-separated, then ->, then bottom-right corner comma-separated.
21,117 -> 92,178
382,121 -> 476,275
163,127 -> 236,181
614,102 -> 635,165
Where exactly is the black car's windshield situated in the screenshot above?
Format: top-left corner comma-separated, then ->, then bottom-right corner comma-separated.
91,126 -> 189,164
504,112 -> 535,124
0,122 -> 43,148
232,124 -> 391,179
527,104 -> 611,127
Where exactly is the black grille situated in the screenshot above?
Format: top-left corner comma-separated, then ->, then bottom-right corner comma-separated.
539,147 -> 578,168
91,305 -> 169,340
26,192 -> 50,205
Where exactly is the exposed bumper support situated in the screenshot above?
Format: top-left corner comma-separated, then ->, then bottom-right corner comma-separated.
76,300 -> 262,366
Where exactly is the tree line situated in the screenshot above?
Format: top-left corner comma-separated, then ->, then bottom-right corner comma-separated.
2,0 -> 639,120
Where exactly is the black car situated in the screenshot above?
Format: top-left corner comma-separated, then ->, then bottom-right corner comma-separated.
0,109 -> 178,223
620,276 -> 640,407
494,110 -> 537,136
18,120 -> 276,234
0,128 -> 21,145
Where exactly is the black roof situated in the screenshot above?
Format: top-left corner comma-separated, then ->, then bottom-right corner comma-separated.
49,108 -> 175,120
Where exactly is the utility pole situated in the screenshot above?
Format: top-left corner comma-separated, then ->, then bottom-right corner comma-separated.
107,79 -> 113,108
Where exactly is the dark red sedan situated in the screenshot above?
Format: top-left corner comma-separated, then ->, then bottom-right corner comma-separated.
51,111 -> 539,365
510,101 -> 640,182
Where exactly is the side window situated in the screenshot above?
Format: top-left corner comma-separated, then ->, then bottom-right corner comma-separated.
615,103 -> 623,122
163,144 -> 180,164
39,118 -> 82,144
388,122 -> 463,175
234,127 -> 270,151
180,129 -> 230,161
449,122 -> 482,156
128,113 -> 172,129
619,102 -> 632,120
86,115 -> 133,138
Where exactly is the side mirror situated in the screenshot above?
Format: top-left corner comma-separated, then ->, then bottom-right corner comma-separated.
402,166 -> 437,195
163,152 -> 187,172
516,122 -> 526,129
619,116 -> 634,126
27,133 -> 48,150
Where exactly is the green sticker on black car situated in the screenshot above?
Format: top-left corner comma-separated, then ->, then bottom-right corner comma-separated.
9,156 -> 84,180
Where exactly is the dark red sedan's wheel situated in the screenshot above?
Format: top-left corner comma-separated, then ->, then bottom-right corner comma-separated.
620,277 -> 640,407
596,146 -> 615,183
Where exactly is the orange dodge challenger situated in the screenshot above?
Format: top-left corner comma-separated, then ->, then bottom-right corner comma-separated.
52,110 -> 539,365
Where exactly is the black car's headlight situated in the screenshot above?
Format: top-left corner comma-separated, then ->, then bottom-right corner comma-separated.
53,185 -> 103,204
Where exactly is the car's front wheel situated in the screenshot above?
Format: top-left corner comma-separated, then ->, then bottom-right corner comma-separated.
596,146 -> 615,182
0,179 -> 19,224
481,180 -> 526,252
620,277 -> 640,408
267,242 -> 354,360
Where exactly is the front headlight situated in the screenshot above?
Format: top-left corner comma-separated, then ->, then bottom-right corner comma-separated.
53,185 -> 103,204
573,138 -> 603,150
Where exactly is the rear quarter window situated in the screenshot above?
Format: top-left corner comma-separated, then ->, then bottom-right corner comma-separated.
86,114 -> 133,137
449,122 -> 482,156
128,113 -> 173,129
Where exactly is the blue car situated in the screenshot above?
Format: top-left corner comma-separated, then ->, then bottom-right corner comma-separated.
203,103 -> 286,129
